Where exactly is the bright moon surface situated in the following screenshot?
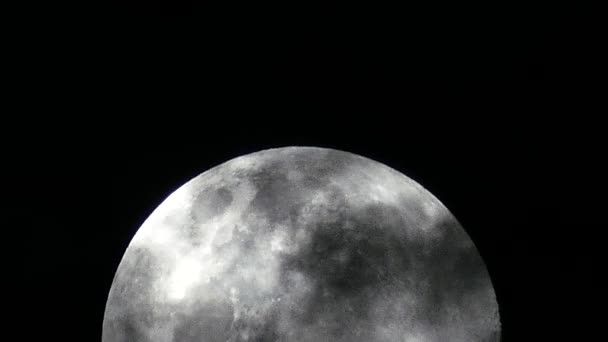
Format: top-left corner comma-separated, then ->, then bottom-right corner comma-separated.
103,147 -> 501,342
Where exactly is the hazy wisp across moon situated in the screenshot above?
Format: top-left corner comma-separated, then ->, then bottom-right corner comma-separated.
103,147 -> 501,342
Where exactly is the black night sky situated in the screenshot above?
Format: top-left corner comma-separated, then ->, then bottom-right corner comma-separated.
10,0 -> 597,341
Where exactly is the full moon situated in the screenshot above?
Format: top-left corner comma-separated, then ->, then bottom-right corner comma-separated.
103,147 -> 501,342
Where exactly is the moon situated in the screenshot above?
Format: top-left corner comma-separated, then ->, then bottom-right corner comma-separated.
103,147 -> 501,342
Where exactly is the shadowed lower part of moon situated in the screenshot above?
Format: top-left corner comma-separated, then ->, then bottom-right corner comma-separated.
103,147 -> 501,342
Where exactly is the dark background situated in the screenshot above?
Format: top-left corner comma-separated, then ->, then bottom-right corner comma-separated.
11,0 -> 598,341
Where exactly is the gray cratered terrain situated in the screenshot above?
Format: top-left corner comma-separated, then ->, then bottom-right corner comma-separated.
103,147 -> 501,342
